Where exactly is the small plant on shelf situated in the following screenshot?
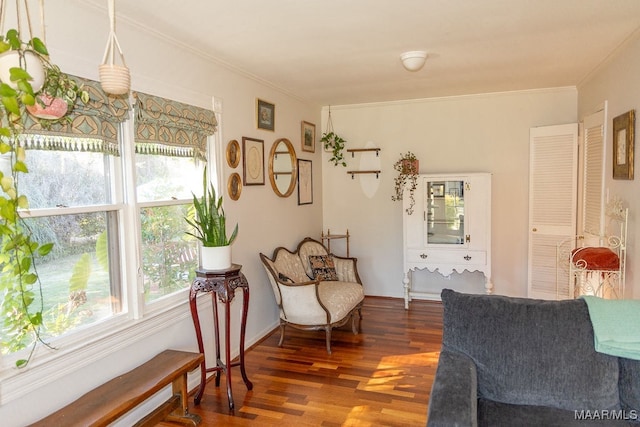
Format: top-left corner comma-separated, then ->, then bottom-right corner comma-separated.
391,151 -> 419,215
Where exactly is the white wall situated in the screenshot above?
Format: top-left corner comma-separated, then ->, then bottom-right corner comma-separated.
0,2 -> 322,425
578,30 -> 640,299
321,89 -> 577,299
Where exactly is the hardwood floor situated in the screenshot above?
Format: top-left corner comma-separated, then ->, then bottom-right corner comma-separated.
186,297 -> 443,426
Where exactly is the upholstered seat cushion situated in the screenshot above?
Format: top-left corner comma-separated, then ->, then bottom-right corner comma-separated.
285,281 -> 364,326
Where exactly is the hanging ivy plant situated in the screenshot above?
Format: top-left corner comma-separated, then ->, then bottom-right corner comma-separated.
391,151 -> 419,215
0,28 -> 86,367
321,107 -> 347,167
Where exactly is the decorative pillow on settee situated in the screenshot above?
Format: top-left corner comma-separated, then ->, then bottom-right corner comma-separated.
309,255 -> 338,281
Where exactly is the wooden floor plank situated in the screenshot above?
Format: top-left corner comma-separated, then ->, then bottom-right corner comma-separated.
187,297 -> 443,426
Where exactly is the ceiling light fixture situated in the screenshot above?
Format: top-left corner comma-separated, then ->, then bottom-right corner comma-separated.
400,51 -> 428,72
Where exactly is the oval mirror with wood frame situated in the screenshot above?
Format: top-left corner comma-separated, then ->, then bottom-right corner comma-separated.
268,138 -> 298,197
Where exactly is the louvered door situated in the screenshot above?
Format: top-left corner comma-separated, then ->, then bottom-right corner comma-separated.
582,107 -> 606,238
528,123 -> 578,299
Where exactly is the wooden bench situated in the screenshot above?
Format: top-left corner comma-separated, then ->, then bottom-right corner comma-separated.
29,349 -> 204,427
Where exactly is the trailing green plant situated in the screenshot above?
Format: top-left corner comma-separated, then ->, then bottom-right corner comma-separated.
321,131 -> 347,167
391,151 -> 419,215
0,29 -> 87,367
185,167 -> 238,247
36,62 -> 89,110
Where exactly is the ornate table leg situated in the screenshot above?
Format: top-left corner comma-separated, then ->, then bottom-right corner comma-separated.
212,293 -> 222,388
239,285 -> 253,390
189,289 -> 206,405
224,288 -> 234,410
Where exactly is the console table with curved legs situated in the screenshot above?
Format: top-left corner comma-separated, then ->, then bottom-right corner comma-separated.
189,264 -> 253,410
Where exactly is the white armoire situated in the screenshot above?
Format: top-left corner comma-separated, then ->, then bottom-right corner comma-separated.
402,173 -> 492,308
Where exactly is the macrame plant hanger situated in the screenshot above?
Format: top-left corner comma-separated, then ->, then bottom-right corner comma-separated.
99,0 -> 130,95
324,106 -> 335,150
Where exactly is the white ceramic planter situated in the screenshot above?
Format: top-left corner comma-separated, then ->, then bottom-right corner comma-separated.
200,245 -> 232,271
0,50 -> 45,92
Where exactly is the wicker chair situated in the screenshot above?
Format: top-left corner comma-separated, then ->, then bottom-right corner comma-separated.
260,237 -> 364,353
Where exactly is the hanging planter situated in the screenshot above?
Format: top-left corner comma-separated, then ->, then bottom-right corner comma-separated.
25,62 -> 89,122
99,0 -> 130,95
392,151 -> 420,215
0,49 -> 45,91
25,93 -> 67,119
321,107 -> 348,167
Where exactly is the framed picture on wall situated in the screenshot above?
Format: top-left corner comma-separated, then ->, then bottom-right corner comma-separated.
256,99 -> 275,131
242,137 -> 265,185
226,139 -> 240,168
297,159 -> 313,205
227,172 -> 242,200
301,121 -> 316,153
613,109 -> 635,180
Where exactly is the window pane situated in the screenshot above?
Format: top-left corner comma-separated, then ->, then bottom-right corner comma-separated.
1,212 -> 120,354
141,204 -> 197,303
15,146 -> 111,208
136,154 -> 203,202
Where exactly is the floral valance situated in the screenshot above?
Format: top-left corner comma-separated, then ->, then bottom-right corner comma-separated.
21,76 -> 130,155
133,91 -> 217,161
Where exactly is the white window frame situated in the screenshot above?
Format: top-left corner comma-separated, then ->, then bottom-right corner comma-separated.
0,97 -> 221,406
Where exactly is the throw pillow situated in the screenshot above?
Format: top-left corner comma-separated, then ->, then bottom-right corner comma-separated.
308,255 -> 338,281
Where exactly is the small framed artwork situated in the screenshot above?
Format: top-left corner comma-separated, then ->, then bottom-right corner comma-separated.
297,159 -> 313,205
242,137 -> 265,185
227,173 -> 242,200
226,139 -> 240,168
613,110 -> 635,180
256,99 -> 275,131
301,121 -> 316,153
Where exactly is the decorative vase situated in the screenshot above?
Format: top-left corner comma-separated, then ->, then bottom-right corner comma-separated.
201,245 -> 232,270
26,94 -> 68,120
0,50 -> 45,92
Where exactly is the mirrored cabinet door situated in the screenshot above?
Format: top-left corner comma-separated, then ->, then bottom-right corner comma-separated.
424,180 -> 465,245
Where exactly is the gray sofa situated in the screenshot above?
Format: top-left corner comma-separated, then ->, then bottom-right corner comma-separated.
427,289 -> 640,426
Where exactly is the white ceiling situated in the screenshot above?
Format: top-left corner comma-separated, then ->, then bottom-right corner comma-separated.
110,0 -> 640,106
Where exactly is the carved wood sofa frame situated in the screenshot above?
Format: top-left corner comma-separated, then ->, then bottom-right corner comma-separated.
260,237 -> 365,354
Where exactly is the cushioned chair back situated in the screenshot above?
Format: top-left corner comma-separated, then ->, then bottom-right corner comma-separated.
297,238 -> 329,278
440,289 -> 620,411
260,255 -> 282,303
271,248 -> 310,282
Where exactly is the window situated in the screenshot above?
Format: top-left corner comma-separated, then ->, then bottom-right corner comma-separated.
1,80 -> 218,367
133,91 -> 217,306
137,154 -> 201,303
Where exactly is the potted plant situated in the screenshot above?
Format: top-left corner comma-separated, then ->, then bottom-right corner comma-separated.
185,167 -> 238,270
0,29 -> 46,92
321,108 -> 347,167
0,28 -> 89,121
27,61 -> 89,120
321,131 -> 347,167
26,62 -> 90,121
391,151 -> 420,214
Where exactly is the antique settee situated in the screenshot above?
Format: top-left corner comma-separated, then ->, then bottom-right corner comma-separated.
427,289 -> 640,426
260,237 -> 364,353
